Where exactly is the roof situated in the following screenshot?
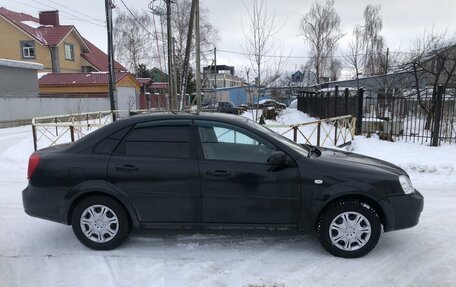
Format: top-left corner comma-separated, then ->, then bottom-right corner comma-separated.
0,58 -> 43,70
39,72 -> 136,86
151,82 -> 168,89
0,7 -> 125,72
0,7 -> 76,46
137,78 -> 153,85
81,37 -> 126,72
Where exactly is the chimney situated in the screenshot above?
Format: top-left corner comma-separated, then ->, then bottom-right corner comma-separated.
39,10 -> 60,26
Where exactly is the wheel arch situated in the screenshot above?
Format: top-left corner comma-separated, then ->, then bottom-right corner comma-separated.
64,189 -> 140,228
315,194 -> 387,231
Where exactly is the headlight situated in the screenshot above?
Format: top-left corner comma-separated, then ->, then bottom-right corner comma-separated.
399,175 -> 415,194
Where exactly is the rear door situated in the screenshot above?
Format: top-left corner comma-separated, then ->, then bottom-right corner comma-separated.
196,120 -> 300,225
107,119 -> 200,223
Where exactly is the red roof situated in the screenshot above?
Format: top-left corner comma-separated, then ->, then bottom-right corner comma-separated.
137,78 -> 153,85
151,82 -> 169,89
81,38 -> 125,72
0,7 -> 126,72
0,7 -> 73,45
39,72 -> 133,86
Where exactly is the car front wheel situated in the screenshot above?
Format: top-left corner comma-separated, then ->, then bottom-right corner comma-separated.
71,195 -> 130,250
317,200 -> 381,258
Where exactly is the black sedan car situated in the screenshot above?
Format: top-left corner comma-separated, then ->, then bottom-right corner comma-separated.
23,112 -> 423,258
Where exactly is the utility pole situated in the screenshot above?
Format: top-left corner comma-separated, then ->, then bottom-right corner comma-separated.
195,0 -> 202,112
213,46 -> 217,101
165,0 -> 175,111
172,37 -> 178,110
105,0 -> 117,121
180,0 -> 197,109
383,47 -> 389,97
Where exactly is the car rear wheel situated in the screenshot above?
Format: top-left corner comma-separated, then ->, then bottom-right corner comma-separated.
71,195 -> 130,250
317,200 -> 381,258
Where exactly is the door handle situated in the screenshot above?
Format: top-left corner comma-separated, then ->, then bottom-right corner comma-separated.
206,170 -> 232,177
115,164 -> 139,172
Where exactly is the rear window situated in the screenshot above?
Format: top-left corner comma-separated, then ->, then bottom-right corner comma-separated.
120,126 -> 190,159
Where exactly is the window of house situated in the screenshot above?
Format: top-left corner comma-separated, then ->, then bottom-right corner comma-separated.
21,41 -> 35,59
82,66 -> 93,73
64,43 -> 74,61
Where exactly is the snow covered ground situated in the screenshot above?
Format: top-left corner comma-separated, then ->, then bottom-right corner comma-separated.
1,110 -> 455,287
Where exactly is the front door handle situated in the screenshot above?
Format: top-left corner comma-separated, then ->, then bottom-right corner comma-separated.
115,164 -> 139,172
207,170 -> 232,177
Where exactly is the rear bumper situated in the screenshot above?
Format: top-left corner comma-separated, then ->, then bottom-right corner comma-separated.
22,185 -> 68,225
381,190 -> 424,232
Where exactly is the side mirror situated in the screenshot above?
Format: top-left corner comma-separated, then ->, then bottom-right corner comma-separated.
267,151 -> 287,166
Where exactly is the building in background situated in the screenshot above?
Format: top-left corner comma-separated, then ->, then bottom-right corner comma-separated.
39,72 -> 140,117
202,64 -> 247,106
0,7 -> 125,73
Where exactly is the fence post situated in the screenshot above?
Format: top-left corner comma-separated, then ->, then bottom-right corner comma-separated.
355,88 -> 364,135
317,122 -> 321,146
344,88 -> 349,115
70,126 -> 75,142
293,126 -> 298,142
32,125 -> 38,151
431,85 -> 444,146
325,92 -> 330,118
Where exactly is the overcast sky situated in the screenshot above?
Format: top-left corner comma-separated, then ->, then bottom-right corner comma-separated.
2,0 -> 456,76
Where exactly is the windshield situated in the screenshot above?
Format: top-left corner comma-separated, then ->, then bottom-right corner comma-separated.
245,119 -> 310,157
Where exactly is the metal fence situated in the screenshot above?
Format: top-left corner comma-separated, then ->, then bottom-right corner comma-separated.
266,115 -> 356,148
31,109 -> 355,150
298,85 -> 456,146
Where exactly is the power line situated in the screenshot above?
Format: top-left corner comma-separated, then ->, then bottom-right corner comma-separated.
118,0 -> 155,37
42,0 -> 105,23
217,48 -> 414,60
29,0 -> 106,28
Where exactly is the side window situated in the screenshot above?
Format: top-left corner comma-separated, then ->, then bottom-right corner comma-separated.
21,41 -> 35,59
64,43 -> 74,61
198,122 -> 275,163
122,126 -> 190,159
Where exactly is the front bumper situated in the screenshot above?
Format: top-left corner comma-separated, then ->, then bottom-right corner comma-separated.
22,185 -> 68,224
380,190 -> 424,232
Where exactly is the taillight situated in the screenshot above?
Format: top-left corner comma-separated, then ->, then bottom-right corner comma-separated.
27,153 -> 40,179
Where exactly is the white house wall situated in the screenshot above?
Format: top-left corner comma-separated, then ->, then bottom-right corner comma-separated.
0,96 -> 110,127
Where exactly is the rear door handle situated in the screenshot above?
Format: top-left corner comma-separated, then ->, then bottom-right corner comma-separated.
207,170 -> 232,177
115,164 -> 139,172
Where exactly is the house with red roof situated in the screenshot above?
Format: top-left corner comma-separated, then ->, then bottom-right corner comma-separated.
0,7 -> 125,73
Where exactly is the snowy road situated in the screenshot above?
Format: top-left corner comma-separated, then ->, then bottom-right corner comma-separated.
1,123 -> 455,287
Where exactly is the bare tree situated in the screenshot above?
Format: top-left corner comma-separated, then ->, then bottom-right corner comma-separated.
405,30 -> 456,129
328,58 -> 342,81
242,0 -> 286,120
358,5 -> 385,76
344,27 -> 365,89
114,10 -> 155,74
166,0 -> 219,97
300,0 -> 343,84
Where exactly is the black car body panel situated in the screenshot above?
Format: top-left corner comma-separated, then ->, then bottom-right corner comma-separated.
22,112 -> 423,235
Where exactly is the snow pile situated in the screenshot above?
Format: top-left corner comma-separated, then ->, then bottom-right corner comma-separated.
350,135 -> 455,175
243,108 -> 456,176
274,108 -> 314,125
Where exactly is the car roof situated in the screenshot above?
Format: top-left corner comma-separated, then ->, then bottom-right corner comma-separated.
67,112 -> 253,153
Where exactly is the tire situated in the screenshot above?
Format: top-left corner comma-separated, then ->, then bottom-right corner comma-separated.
71,195 -> 131,250
317,200 -> 381,258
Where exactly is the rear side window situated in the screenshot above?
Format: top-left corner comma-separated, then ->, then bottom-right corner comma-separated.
121,126 -> 190,159
94,126 -> 132,154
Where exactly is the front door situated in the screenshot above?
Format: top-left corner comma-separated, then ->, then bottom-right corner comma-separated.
107,120 -> 200,223
196,120 -> 300,225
